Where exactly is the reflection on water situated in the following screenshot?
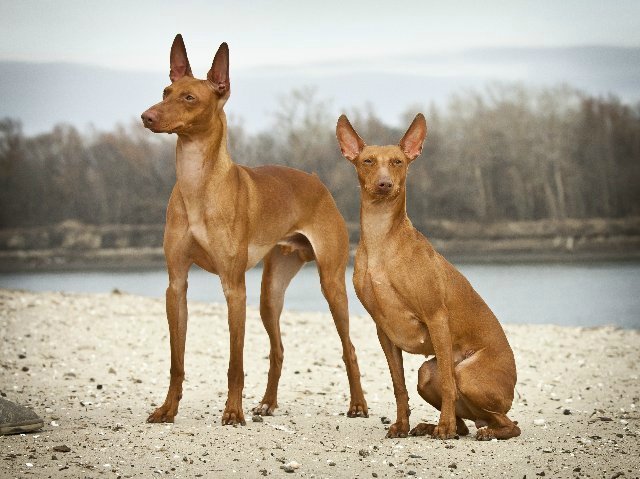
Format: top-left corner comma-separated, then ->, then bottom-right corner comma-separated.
1,263 -> 638,329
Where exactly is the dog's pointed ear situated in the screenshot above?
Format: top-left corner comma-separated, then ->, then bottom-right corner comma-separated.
399,113 -> 427,161
336,115 -> 366,162
169,34 -> 193,83
207,42 -> 230,96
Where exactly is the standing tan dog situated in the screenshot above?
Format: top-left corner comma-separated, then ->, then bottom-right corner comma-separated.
140,35 -> 367,425
336,114 -> 520,440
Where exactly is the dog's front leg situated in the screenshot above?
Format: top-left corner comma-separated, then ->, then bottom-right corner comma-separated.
428,309 -> 458,439
221,274 -> 247,426
376,325 -> 410,438
148,257 -> 191,423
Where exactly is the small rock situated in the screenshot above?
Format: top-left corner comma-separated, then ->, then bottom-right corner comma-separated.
448,463 -> 457,469
563,409 -> 571,415
108,367 -> 117,374
380,416 -> 391,424
281,465 -> 294,473
18,354 -> 26,359
52,445 -> 71,453
252,415 -> 263,422
372,473 -> 378,478
97,384 -> 103,390
328,461 -> 336,466
599,416 -> 612,422
21,366 -> 29,372
407,471 -> 416,476
533,418 -> 546,426
536,472 -> 545,477
358,449 -> 369,457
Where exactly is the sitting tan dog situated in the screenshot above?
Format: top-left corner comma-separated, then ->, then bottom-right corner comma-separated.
336,113 -> 520,441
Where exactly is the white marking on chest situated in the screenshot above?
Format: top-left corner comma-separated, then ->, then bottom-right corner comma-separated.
188,222 -> 210,251
176,141 -> 210,229
367,267 -> 389,287
247,243 -> 273,270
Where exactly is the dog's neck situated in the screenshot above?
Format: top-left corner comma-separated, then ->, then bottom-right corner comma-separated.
359,189 -> 411,247
175,110 -> 233,219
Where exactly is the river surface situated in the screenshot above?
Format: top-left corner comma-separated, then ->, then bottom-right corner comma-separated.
1,262 -> 638,329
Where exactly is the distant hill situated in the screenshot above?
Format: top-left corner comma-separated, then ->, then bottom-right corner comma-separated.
1,46 -> 638,135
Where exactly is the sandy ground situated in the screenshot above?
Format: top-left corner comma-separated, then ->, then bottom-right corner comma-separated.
1,288 -> 639,479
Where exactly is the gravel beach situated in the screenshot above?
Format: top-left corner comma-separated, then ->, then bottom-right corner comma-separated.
1,289 -> 638,478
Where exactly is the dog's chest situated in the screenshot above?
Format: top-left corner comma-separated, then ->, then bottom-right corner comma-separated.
355,257 -> 433,355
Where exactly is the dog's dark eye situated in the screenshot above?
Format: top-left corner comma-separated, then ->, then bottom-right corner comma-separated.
363,158 -> 374,165
185,94 -> 195,101
392,159 -> 403,166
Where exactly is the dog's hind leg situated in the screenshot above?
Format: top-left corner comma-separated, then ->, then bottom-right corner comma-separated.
411,351 -> 520,440
454,349 -> 520,440
410,357 -> 469,437
253,246 -> 305,416
306,216 -> 368,418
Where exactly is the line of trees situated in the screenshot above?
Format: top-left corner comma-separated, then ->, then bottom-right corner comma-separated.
1,83 -> 639,230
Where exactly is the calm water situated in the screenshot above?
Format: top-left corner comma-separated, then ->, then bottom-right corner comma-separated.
1,263 -> 638,329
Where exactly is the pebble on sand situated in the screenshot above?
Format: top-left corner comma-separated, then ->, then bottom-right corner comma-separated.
534,418 -> 546,426
281,461 -> 300,473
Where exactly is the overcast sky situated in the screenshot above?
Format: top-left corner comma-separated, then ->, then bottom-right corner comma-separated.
1,1 -> 639,134
1,0 -> 639,73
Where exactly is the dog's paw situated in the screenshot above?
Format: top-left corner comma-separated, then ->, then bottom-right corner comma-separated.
385,421 -> 409,438
475,426 -> 495,441
222,406 -> 246,426
431,423 -> 457,440
252,402 -> 276,416
409,422 -> 436,436
475,423 -> 521,441
347,401 -> 368,418
147,405 -> 176,423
